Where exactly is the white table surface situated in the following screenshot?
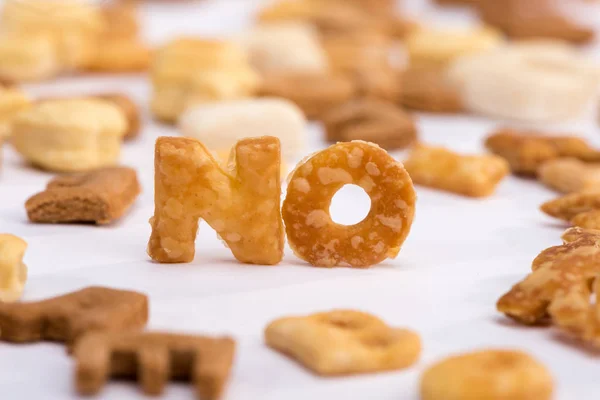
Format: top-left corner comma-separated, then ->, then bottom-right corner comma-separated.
2,0 -> 600,399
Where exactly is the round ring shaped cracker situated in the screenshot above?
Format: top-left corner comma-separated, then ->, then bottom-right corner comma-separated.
420,349 -> 553,400
282,140 -> 416,268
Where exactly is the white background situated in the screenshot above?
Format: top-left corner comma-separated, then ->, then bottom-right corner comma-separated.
1,0 -> 600,399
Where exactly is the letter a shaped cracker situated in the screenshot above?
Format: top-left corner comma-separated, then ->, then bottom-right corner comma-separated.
148,136 -> 284,265
498,228 -> 600,347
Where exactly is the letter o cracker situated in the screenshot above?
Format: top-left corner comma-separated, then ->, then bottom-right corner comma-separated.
282,141 -> 416,268
420,349 -> 553,400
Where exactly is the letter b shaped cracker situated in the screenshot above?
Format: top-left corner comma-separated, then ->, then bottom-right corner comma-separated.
148,136 -> 284,265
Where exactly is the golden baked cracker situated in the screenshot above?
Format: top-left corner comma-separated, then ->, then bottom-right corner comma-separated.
11,98 -> 127,172
282,141 -> 416,268
541,191 -> 600,222
148,136 -> 284,265
421,349 -> 553,400
571,210 -> 600,230
25,167 -> 141,225
538,158 -> 600,194
75,331 -> 235,399
498,228 -> 600,341
485,129 -> 600,176
404,143 -> 509,197
265,310 -> 421,376
0,286 -> 148,346
0,234 -> 27,303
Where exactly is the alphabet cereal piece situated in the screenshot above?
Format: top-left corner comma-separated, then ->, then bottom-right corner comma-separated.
498,228 -> 600,347
541,191 -> 600,222
148,136 -> 284,265
12,98 -> 128,172
571,210 -> 600,230
75,331 -> 235,399
0,286 -> 148,346
282,140 -> 416,268
485,129 -> 600,176
404,143 -> 509,197
421,349 -> 553,400
538,158 -> 600,194
0,234 -> 27,303
25,167 -> 140,225
265,310 -> 421,376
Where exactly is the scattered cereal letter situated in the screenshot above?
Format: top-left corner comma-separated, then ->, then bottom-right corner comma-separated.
148,136 -> 284,265
282,141 -> 416,268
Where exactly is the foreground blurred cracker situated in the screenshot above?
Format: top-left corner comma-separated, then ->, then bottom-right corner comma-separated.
404,143 -> 509,197
485,129 -> 600,176
12,99 -> 127,172
498,228 -> 600,346
541,190 -> 600,230
0,286 -> 148,346
323,99 -> 417,150
421,349 -> 553,400
259,72 -> 355,120
0,234 -> 27,303
266,310 -> 420,375
283,141 -> 415,267
26,167 -> 140,225
148,136 -> 284,265
75,331 -> 235,399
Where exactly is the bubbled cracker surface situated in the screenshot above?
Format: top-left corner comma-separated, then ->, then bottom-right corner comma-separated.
283,140 -> 416,268
148,136 -> 284,265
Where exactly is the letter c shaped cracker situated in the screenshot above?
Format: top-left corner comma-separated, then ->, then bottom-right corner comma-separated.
282,141 -> 416,267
